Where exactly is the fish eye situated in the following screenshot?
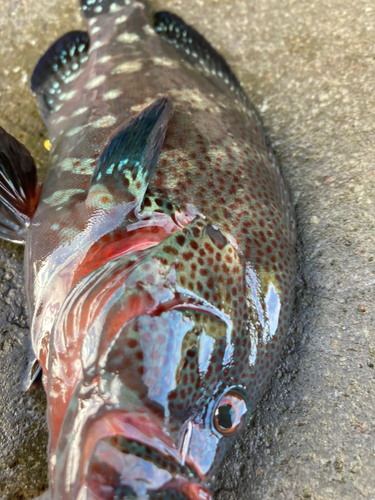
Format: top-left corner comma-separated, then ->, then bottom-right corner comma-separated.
213,391 -> 247,436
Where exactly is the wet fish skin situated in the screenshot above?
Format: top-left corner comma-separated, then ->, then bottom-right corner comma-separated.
0,0 -> 296,498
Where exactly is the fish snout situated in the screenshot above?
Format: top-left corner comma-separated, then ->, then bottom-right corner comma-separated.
84,414 -> 212,500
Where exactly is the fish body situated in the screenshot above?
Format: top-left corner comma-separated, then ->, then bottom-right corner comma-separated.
0,0 -> 296,498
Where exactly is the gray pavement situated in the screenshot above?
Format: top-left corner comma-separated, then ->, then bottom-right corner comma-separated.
0,0 -> 374,499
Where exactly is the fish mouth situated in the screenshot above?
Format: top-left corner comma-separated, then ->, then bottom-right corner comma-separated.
81,411 -> 212,500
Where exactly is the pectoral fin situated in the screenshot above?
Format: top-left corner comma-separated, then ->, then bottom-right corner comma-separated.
87,95 -> 173,211
27,361 -> 43,391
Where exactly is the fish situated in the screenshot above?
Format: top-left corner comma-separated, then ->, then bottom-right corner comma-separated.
0,0 -> 296,498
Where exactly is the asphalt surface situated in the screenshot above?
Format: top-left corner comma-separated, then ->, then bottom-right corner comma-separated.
0,0 -> 374,499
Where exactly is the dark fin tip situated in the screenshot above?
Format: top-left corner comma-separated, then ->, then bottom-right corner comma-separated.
80,0 -> 125,18
0,127 -> 40,244
31,31 -> 89,120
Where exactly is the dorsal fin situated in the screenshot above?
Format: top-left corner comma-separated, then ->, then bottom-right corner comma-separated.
0,127 -> 40,244
87,96 -> 173,211
31,31 -> 90,123
154,12 -> 250,107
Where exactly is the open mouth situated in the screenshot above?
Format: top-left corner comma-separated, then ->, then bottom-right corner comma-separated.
87,437 -> 211,500
82,412 -> 212,500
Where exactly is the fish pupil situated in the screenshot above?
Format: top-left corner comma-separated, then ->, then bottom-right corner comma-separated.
216,403 -> 236,430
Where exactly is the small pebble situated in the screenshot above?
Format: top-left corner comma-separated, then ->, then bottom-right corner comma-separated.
302,486 -> 312,498
323,174 -> 336,184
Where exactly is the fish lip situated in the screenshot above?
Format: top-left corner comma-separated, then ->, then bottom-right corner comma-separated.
82,411 -> 211,497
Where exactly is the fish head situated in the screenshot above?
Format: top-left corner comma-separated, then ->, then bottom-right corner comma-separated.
52,216 -> 281,499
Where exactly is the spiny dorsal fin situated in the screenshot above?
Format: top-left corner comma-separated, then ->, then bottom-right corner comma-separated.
31,31 -> 89,123
87,96 -> 173,211
154,12 -> 250,107
0,127 -> 40,244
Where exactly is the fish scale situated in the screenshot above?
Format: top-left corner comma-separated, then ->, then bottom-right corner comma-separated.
0,0 -> 296,498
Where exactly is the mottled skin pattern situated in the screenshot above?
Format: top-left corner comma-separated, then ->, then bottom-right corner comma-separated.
7,0 -> 297,498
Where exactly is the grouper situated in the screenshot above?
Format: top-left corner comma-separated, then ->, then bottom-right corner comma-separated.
0,0 -> 296,498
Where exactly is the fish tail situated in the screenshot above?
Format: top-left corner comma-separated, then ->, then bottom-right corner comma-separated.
80,0 -> 151,19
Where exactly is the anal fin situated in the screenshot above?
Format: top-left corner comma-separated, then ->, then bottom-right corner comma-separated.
31,31 -> 89,123
0,128 -> 40,244
87,96 -> 173,212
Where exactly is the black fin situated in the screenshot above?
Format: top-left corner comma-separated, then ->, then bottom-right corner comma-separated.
31,31 -> 90,123
80,0 -> 127,18
87,96 -> 173,210
154,12 -> 248,103
0,127 -> 40,244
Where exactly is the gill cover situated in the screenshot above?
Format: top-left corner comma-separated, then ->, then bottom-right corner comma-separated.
0,127 -> 40,244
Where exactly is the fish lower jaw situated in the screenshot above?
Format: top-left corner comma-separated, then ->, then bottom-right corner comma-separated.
83,472 -> 212,500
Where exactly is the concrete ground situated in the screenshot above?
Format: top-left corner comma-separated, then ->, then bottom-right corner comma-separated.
0,0 -> 374,499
